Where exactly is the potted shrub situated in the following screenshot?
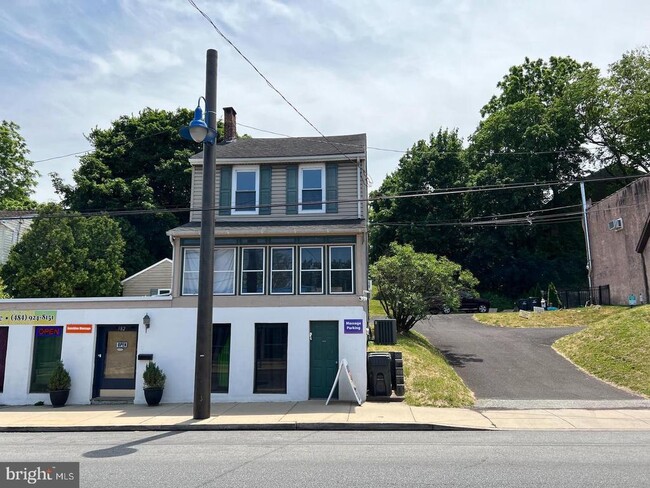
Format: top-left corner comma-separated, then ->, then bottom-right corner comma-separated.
48,360 -> 71,408
143,361 -> 166,406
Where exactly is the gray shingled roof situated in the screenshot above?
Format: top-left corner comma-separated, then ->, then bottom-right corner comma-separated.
191,133 -> 366,160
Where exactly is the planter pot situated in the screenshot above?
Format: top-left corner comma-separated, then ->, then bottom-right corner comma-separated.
144,387 -> 164,406
49,389 -> 70,408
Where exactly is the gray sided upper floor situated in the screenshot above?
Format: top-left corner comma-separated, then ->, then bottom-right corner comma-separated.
181,108 -> 368,226
0,212 -> 34,265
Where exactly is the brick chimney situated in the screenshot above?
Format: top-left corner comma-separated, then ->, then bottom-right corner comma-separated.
223,107 -> 237,142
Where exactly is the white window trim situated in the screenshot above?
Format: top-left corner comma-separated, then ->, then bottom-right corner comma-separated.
329,245 -> 354,294
299,246 -> 324,295
270,247 -> 294,295
232,165 -> 260,214
241,247 -> 265,295
214,247 -> 236,296
298,164 -> 325,214
182,248 -> 200,296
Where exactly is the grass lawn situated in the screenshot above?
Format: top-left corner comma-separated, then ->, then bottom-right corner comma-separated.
368,331 -> 475,407
553,306 -> 650,397
368,298 -> 385,317
473,305 -> 628,328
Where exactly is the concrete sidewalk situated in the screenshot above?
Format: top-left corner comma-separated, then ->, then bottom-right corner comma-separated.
1,401 -> 650,432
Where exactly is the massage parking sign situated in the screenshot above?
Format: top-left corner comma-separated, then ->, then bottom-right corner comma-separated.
344,319 -> 364,334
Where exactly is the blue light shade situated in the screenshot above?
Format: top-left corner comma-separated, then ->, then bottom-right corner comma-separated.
179,104 -> 217,144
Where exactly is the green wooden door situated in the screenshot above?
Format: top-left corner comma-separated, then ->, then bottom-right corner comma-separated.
309,321 -> 339,399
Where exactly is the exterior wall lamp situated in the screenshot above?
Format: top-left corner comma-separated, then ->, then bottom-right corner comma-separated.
143,313 -> 151,330
180,97 -> 218,144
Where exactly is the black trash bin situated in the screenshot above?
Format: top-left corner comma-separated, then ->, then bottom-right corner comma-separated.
367,352 -> 392,397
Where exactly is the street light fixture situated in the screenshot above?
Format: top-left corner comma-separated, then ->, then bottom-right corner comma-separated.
179,49 -> 218,420
180,97 -> 218,144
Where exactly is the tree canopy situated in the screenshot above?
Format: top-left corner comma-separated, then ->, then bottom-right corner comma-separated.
370,243 -> 477,332
1,205 -> 125,298
370,48 -> 650,299
0,120 -> 38,209
52,107 -> 223,275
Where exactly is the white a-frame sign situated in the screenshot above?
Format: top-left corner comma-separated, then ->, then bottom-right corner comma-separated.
326,358 -> 362,406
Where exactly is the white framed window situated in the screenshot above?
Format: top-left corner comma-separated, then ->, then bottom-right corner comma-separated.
329,246 -> 353,294
300,247 -> 323,294
299,165 -> 325,213
232,166 -> 259,214
214,248 -> 236,295
241,247 -> 265,294
182,248 -> 236,295
182,248 -> 200,295
270,247 -> 294,294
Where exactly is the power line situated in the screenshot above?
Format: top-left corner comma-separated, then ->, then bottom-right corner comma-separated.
186,0 -> 372,184
4,174 -> 647,222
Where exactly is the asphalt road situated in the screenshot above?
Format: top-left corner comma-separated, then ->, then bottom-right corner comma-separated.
1,431 -> 649,487
416,314 -> 642,406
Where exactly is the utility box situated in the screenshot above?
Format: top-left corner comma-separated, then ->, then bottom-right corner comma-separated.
374,319 -> 397,345
367,352 -> 392,396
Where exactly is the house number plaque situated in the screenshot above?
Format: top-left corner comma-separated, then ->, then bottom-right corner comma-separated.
116,341 -> 128,351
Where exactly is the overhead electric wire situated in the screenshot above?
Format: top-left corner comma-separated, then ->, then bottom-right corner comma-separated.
186,0 -> 372,184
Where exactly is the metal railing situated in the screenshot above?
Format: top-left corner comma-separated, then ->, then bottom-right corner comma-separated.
558,285 -> 610,309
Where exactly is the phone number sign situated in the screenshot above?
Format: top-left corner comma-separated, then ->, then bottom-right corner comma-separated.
0,310 -> 57,325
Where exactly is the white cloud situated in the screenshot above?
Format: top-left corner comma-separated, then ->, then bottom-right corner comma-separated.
1,0 -> 649,201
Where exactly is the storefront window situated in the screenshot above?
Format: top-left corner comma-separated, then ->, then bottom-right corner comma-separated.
254,323 -> 288,394
30,326 -> 63,393
212,324 -> 231,393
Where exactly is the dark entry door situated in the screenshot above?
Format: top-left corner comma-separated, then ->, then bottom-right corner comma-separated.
309,321 -> 339,399
92,325 -> 138,398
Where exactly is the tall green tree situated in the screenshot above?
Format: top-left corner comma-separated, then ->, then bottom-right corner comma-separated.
0,120 -> 38,209
370,129 -> 470,263
370,243 -> 477,332
1,205 -> 125,297
52,108 -> 223,275
585,47 -> 650,174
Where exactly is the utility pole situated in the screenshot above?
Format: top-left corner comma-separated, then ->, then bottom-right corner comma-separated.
580,181 -> 593,290
194,49 -> 218,420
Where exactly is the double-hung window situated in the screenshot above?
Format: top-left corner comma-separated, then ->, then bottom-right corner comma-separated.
232,167 -> 259,213
329,246 -> 353,294
183,248 -> 236,295
214,248 -> 236,295
182,249 -> 200,295
300,247 -> 323,294
241,248 -> 265,294
270,247 -> 294,294
299,166 -> 324,212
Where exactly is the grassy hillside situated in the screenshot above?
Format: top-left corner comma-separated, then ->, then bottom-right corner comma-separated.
369,331 -> 475,407
554,306 -> 650,397
474,306 -> 627,328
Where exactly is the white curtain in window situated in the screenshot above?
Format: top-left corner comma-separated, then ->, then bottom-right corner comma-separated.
214,248 -> 235,294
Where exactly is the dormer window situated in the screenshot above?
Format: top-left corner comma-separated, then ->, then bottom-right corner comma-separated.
232,166 -> 259,214
299,166 -> 325,213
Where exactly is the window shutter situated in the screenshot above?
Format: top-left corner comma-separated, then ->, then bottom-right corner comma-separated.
286,165 -> 298,215
219,166 -> 232,216
326,163 -> 338,213
259,165 -> 272,215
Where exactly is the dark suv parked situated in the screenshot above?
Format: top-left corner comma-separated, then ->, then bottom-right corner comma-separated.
429,291 -> 490,314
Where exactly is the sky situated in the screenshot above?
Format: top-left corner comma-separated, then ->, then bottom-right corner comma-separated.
1,0 -> 649,203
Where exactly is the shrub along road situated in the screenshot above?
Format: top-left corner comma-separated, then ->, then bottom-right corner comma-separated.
416,314 -> 645,408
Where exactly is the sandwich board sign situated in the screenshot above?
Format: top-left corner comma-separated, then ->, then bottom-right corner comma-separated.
326,358 -> 362,406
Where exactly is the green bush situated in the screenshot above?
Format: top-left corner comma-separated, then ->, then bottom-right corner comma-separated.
143,362 -> 166,389
48,360 -> 71,391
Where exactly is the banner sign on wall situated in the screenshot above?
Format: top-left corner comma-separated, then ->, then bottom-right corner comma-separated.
66,324 -> 93,334
0,310 -> 57,325
35,326 -> 63,337
344,319 -> 364,334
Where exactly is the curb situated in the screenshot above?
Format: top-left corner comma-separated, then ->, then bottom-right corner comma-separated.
0,422 -> 494,433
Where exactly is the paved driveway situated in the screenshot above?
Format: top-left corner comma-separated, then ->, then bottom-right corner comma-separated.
416,314 -> 645,408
